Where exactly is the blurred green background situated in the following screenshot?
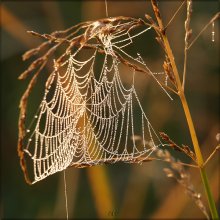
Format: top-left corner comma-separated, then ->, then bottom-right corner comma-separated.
1,1 -> 219,219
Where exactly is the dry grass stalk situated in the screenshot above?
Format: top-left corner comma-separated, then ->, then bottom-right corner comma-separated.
157,149 -> 209,219
162,56 -> 176,86
204,145 -> 220,167
182,0 -> 192,90
150,0 -> 218,218
159,132 -> 196,163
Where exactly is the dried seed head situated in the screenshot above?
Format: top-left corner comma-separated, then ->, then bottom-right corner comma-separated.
158,147 -> 209,219
163,59 -> 175,84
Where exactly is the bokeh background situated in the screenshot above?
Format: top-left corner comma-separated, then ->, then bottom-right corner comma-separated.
1,1 -> 219,219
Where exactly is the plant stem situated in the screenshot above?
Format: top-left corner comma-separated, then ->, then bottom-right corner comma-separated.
150,0 -> 219,218
179,92 -> 203,166
200,167 -> 219,219
171,43 -> 219,220
180,92 -> 218,219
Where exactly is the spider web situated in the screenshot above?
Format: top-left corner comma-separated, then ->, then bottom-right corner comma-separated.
21,18 -> 168,184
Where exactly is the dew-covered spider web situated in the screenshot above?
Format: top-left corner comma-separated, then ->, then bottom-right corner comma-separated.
20,17 -> 171,184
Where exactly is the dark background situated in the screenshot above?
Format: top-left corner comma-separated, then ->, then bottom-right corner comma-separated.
1,1 -> 219,219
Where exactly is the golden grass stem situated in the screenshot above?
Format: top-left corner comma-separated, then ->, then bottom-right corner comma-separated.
151,1 -> 219,218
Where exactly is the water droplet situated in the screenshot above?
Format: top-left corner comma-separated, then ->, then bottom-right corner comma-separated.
29,138 -> 32,142
26,129 -> 30,133
139,161 -> 143,166
212,22 -> 215,42
34,115 -> 38,119
216,133 -> 220,142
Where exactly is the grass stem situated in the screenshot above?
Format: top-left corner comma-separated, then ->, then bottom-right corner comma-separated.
151,1 -> 219,218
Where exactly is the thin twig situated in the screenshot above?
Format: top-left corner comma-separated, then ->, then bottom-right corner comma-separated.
203,145 -> 220,167
63,171 -> 69,220
187,12 -> 220,50
165,0 -> 186,29
182,50 -> 187,91
152,157 -> 198,168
